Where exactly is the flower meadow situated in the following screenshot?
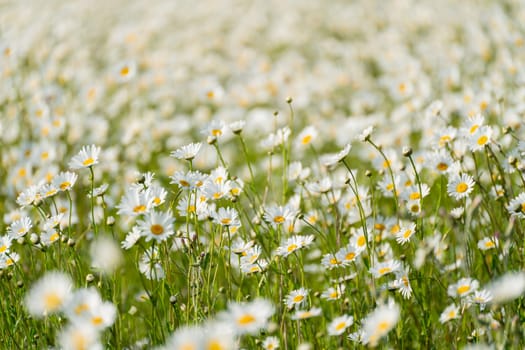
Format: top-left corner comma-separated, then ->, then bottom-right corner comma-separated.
2,0 -> 525,349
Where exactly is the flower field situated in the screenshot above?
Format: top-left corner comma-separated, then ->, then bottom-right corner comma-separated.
2,0 -> 525,349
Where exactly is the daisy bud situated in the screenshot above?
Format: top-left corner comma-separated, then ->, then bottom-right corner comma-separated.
402,147 -> 413,157
67,238 -> 75,247
30,233 -> 40,245
17,237 -> 25,245
169,295 -> 178,305
86,274 -> 95,283
106,216 -> 115,226
503,126 -> 512,134
286,97 -> 293,104
17,280 -> 24,288
365,170 -> 372,177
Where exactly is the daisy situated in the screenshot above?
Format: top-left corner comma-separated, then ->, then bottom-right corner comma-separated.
321,284 -> 345,301
57,323 -> 101,350
264,205 -> 298,229
210,166 -> 229,184
428,150 -> 455,174
39,183 -> 59,199
361,302 -> 400,347
8,216 -> 32,239
439,303 -> 459,323
25,271 -> 73,317
275,235 -> 314,257
0,235 -> 13,255
51,171 -> 77,192
115,60 -> 136,83
284,288 -> 309,309
201,120 -> 227,141
506,192 -> 525,219
447,173 -> 475,200
395,222 -> 417,245
370,259 -> 401,278
477,237 -> 498,251
321,253 -> 344,270
486,272 -> 525,304
327,315 -> 354,336
40,228 -> 60,246
219,298 -> 274,335
390,267 -> 413,299
262,336 -> 280,350
16,184 -> 42,207
230,120 -> 246,134
240,259 -> 268,274
121,226 -> 142,250
461,113 -> 484,136
468,125 -> 492,152
321,144 -> 351,167
170,142 -> 202,161
468,289 -> 493,311
202,180 -> 231,201
164,326 -> 203,350
176,193 -> 209,220
447,277 -> 479,298
212,207 -> 240,227
290,307 -> 322,320
336,244 -> 363,266
433,126 -> 457,148
116,187 -> 154,217
137,211 -> 174,243
0,252 -> 20,269
296,126 -> 318,147
43,213 -> 64,231
69,145 -> 101,169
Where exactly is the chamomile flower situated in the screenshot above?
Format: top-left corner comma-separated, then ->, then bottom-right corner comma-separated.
468,289 -> 492,311
66,287 -> 117,330
16,184 -> 42,207
57,323 -> 102,350
336,244 -> 363,266
395,222 -> 416,245
8,216 -> 32,239
284,288 -> 309,309
468,125 -> 492,152
220,298 -> 274,335
370,259 -> 401,278
25,271 -> 73,317
121,226 -> 142,250
170,142 -> 202,161
139,248 -> 165,280
486,272 -> 525,304
202,180 -> 231,201
212,207 -> 240,227
40,228 -> 61,246
264,205 -> 298,228
117,187 -> 154,217
506,192 -> 525,219
115,60 -> 136,82
447,278 -> 479,298
361,302 -> 400,347
43,213 -> 64,231
0,252 -> 20,269
275,235 -> 314,257
296,126 -> 318,147
327,315 -> 354,336
434,126 -> 457,148
202,120 -> 227,141
150,185 -> 167,207
0,235 -> 13,255
52,171 -> 78,192
447,173 -> 475,200
290,307 -> 322,320
428,150 -> 455,174
164,326 -> 203,350
321,144 -> 351,167
262,336 -> 280,350
69,145 -> 101,169
137,210 -> 174,242
477,237 -> 498,251
321,284 -> 345,301
439,303 -> 459,323
321,253 -> 344,270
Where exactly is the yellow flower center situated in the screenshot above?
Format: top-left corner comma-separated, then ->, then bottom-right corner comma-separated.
221,218 -> 231,225
207,340 -> 223,350
469,125 -> 479,134
374,223 -> 385,231
44,293 -> 62,311
82,157 -> 95,166
50,232 -> 59,242
377,321 -> 390,332
439,135 -> 451,146
301,135 -> 313,145
484,241 -> 495,248
179,180 -> 190,187
335,321 -> 347,331
153,197 -> 161,205
330,258 -> 339,265
293,295 -> 304,303
409,192 -> 420,200
75,303 -> 89,315
273,215 -> 285,223
211,129 -> 222,137
287,244 -> 298,252
345,252 -> 356,261
72,331 -> 88,350
0,245 -> 6,253
477,135 -> 488,146
133,205 -> 146,213
60,181 -> 71,190
403,229 -> 412,239
120,66 -> 130,76
150,224 -> 164,235
386,183 -> 394,191
457,285 -> 470,294
437,162 -> 448,171
456,182 -> 468,193
91,316 -> 104,325
378,267 -> 391,275
357,236 -> 366,247
238,314 -> 255,325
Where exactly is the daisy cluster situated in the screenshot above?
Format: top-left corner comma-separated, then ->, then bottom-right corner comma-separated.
1,0 -> 525,349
